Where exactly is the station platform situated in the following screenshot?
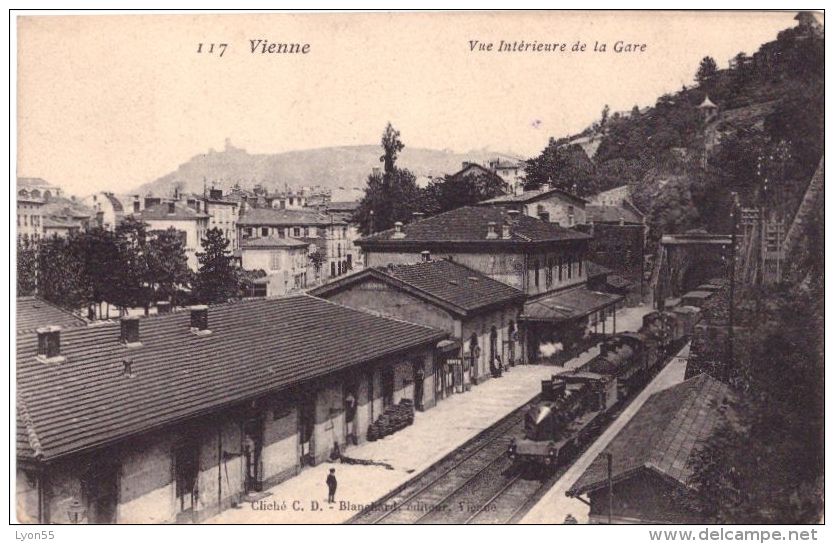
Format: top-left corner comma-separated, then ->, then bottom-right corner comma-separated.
206,304 -> 655,524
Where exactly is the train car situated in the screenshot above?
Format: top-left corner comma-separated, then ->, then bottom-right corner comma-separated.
508,372 -> 616,470
671,305 -> 702,338
681,290 -> 714,309
584,332 -> 647,400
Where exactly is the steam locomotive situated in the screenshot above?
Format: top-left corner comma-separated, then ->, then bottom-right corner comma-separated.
508,303 -> 703,470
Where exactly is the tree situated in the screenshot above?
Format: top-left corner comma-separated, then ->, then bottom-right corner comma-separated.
112,217 -> 151,315
147,227 -> 191,306
308,250 -> 326,282
423,171 -> 507,214
193,227 -> 239,304
696,56 -> 718,83
524,142 -> 597,196
355,123 -> 424,235
17,239 -> 38,296
600,104 -> 610,128
37,235 -> 89,312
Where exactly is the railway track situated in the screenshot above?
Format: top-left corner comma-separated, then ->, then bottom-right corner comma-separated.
347,347 -> 681,524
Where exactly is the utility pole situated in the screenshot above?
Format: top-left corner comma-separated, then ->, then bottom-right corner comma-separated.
727,193 -> 739,383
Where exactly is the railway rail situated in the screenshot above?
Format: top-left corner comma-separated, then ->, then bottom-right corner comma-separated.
346,346 -> 680,524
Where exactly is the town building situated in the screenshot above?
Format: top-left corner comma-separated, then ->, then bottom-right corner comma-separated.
355,206 -> 621,360
201,188 -> 240,250
83,192 -> 126,231
38,197 -> 95,239
237,208 -> 359,283
265,190 -> 307,210
138,202 -> 210,270
237,237 -> 309,296
18,177 -> 62,200
311,259 -> 526,394
567,374 -> 731,523
587,185 -> 631,207
17,192 -> 44,243
487,156 -> 526,195
479,183 -> 589,226
16,296 -> 446,524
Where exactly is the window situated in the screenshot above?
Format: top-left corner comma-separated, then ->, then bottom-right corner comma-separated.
533,259 -> 540,288
331,262 -> 336,277
568,206 -> 575,226
293,227 -> 301,237
567,255 -> 573,279
545,257 -> 553,288
270,252 -> 281,270
558,256 -> 563,282
578,256 -> 583,276
304,227 -> 310,237
261,227 -> 269,237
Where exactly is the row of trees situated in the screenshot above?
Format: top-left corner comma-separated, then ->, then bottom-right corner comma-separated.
18,219 -> 241,317
354,123 -> 507,235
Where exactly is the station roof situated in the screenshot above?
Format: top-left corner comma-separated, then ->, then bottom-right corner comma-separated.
16,296 -> 88,334
520,286 -> 622,322
311,259 -> 525,318
17,295 -> 446,462
357,206 -> 589,250
586,204 -> 644,225
568,374 -> 731,497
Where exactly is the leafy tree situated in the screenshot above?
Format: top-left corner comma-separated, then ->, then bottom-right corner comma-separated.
696,56 -> 718,83
147,227 -> 191,306
524,142 -> 597,196
112,217 -> 151,315
646,176 -> 700,246
423,171 -> 507,214
308,250 -> 326,282
17,239 -> 38,296
193,227 -> 240,304
355,123 -> 423,235
37,235 -> 89,311
685,285 -> 823,523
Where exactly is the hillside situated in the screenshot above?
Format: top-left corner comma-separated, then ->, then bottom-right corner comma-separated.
134,142 -> 522,200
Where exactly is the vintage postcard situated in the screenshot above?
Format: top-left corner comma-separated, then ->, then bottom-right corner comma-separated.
12,9 -> 824,529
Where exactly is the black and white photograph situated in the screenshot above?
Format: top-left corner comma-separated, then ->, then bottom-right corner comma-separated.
10,8 -> 825,532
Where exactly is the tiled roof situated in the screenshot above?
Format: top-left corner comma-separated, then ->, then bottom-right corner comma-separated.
16,295 -> 446,461
586,204 -> 644,224
16,296 -> 88,333
240,236 -> 310,249
480,186 -> 588,205
357,206 -> 589,248
238,207 -> 345,227
568,374 -> 731,496
311,260 -> 525,317
42,197 -> 94,220
326,201 -> 360,212
17,177 -> 56,190
520,286 -> 622,322
42,217 -> 80,229
139,202 -> 209,220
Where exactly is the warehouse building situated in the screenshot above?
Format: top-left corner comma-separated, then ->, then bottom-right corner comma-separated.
16,296 -> 445,524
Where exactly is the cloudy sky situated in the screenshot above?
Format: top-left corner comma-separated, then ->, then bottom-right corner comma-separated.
16,11 -> 798,195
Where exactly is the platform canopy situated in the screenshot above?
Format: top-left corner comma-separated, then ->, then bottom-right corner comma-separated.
519,286 -> 623,323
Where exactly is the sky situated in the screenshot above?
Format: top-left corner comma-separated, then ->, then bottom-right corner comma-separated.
16,11 -> 799,196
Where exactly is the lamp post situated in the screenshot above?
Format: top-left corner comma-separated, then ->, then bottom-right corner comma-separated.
67,498 -> 86,524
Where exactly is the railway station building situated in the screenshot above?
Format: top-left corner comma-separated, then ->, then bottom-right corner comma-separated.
566,374 -> 732,523
355,206 -> 622,362
16,296 -> 445,524
310,259 -> 526,398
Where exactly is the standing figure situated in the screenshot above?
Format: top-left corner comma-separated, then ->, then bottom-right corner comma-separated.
326,468 -> 338,503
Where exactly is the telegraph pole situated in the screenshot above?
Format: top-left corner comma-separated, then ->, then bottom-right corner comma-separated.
607,452 -> 614,524
727,193 -> 739,383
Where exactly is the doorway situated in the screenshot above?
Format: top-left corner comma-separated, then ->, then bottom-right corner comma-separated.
299,393 -> 316,466
243,418 -> 264,494
413,361 -> 425,410
382,368 -> 395,408
82,460 -> 119,524
173,444 -> 199,523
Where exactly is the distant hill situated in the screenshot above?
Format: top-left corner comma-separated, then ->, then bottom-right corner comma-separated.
134,142 -> 523,201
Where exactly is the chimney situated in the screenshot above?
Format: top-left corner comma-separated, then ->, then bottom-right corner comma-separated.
486,221 -> 499,240
120,316 -> 141,345
392,221 -> 406,239
157,301 -> 171,314
190,305 -> 209,333
133,198 -> 140,213
36,326 -> 63,361
209,188 -> 223,200
167,202 -> 176,215
421,250 -> 431,262
412,212 -> 424,222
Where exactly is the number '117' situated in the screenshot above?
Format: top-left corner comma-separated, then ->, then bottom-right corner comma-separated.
197,43 -> 228,57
